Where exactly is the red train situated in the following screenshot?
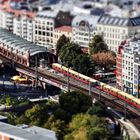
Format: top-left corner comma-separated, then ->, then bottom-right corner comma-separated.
52,63 -> 140,109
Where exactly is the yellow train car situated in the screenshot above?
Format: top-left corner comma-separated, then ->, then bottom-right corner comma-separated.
52,63 -> 96,84
52,63 -> 140,109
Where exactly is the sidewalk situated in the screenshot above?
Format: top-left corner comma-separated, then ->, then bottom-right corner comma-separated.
108,107 -> 140,139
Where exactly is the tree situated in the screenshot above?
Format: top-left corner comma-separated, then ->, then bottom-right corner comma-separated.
65,113 -> 110,140
87,101 -> 108,117
0,96 -> 16,106
53,107 -> 71,122
59,42 -> 94,75
72,54 -> 94,75
56,34 -> 70,56
87,126 -> 109,140
89,35 -> 108,55
59,91 -> 92,115
59,42 -> 83,67
92,52 -> 116,70
44,115 -> 67,140
25,104 -> 49,126
16,114 -> 30,124
65,127 -> 87,140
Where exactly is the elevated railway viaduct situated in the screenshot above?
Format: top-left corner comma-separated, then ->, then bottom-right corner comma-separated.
0,28 -> 57,67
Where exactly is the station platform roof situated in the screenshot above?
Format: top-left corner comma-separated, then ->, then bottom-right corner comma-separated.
0,28 -> 52,57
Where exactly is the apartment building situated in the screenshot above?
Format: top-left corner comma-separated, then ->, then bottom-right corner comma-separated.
13,15 -> 34,42
33,10 -> 73,49
0,10 -> 14,31
54,26 -> 72,47
97,15 -> 140,53
116,38 -> 140,98
122,42 -> 134,95
72,15 -> 100,48
133,53 -> 140,98
116,42 -> 124,90
33,11 -> 57,49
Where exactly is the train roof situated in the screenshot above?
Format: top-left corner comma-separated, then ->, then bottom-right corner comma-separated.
53,63 -> 97,82
52,63 -> 140,105
89,78 -> 97,83
104,85 -> 140,104
133,98 -> 140,105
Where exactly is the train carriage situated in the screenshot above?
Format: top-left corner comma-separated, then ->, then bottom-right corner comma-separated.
52,63 -> 140,109
119,91 -> 140,109
132,98 -> 140,109
52,63 -> 96,84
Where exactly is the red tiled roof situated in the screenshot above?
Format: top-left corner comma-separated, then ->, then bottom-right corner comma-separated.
55,26 -> 72,32
0,2 -> 36,18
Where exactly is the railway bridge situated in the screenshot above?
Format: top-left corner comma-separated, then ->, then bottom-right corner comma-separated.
0,29 -> 140,136
0,28 -> 57,67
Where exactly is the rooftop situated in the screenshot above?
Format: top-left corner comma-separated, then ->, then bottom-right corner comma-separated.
36,10 -> 58,19
55,26 -> 72,32
72,14 -> 100,27
0,122 -> 57,140
0,2 -> 36,18
124,40 -> 140,55
0,28 -> 51,56
98,15 -> 140,26
0,115 -> 7,121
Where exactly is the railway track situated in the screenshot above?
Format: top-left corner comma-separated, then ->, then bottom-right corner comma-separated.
0,55 -> 140,131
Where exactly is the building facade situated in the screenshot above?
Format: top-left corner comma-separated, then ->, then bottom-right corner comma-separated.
13,15 -> 34,42
116,38 -> 140,98
54,26 -> 72,47
116,42 -> 124,90
33,10 -> 73,50
72,15 -> 100,48
97,15 -> 140,53
33,11 -> 56,49
0,10 -> 14,31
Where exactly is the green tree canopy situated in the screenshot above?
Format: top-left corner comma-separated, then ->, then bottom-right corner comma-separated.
44,115 -> 67,140
56,34 -> 70,56
59,42 -> 94,75
65,113 -> 109,140
53,107 -> 71,122
72,54 -> 94,75
59,42 -> 82,67
59,91 -> 92,115
89,35 -> 108,55
88,101 -> 108,117
25,104 -> 49,126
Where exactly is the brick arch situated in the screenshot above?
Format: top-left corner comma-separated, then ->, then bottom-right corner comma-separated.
29,52 -> 57,67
